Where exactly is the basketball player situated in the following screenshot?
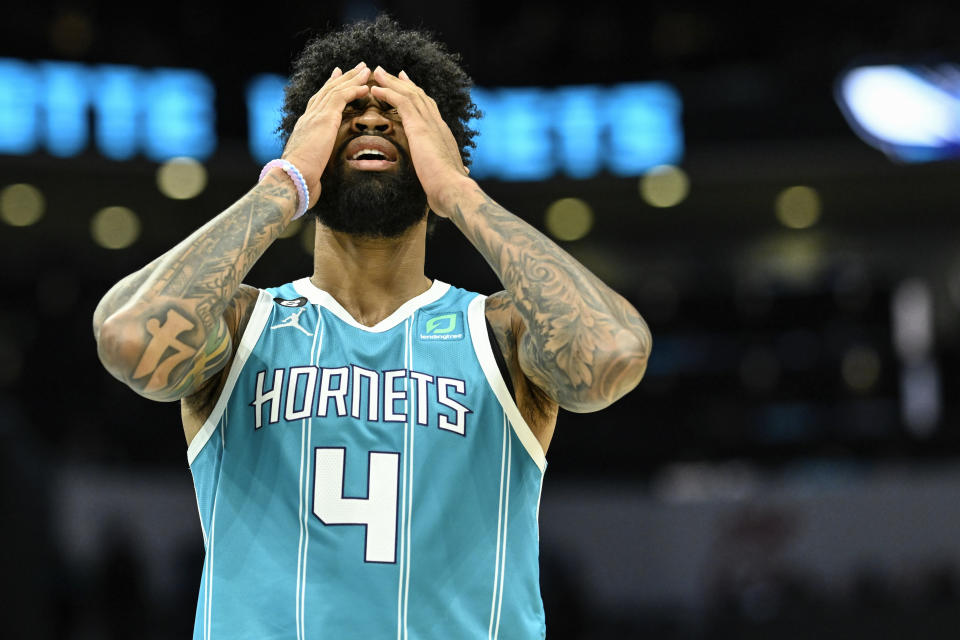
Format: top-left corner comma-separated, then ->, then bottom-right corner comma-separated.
93,16 -> 650,639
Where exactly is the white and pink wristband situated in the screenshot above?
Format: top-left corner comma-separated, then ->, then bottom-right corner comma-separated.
259,158 -> 310,220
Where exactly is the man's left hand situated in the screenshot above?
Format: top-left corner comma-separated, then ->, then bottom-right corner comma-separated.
371,67 -> 473,217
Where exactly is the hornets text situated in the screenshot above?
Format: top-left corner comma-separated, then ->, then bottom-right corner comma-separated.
250,365 -> 472,435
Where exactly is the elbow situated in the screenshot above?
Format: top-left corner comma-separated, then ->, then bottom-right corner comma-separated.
596,328 -> 653,409
560,332 -> 651,414
617,324 -> 652,386
95,311 -> 142,382
612,308 -> 653,389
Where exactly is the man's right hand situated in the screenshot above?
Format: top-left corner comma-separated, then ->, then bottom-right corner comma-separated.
281,62 -> 372,208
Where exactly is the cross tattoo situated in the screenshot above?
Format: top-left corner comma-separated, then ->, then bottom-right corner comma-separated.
133,309 -> 198,393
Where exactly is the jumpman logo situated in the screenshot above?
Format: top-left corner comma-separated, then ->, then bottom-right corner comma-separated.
271,307 -> 313,336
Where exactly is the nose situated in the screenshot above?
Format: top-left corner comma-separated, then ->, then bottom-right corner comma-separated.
349,106 -> 393,135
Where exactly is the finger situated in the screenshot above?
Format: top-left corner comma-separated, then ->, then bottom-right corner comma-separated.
374,67 -> 422,102
375,66 -> 414,86
331,62 -> 369,86
398,70 -> 437,110
370,85 -> 416,113
310,84 -> 369,116
374,67 -> 433,111
372,84 -> 439,127
372,83 -> 458,152
336,84 -> 370,104
308,68 -> 342,107
372,66 -> 411,92
308,65 -> 369,108
322,63 -> 369,92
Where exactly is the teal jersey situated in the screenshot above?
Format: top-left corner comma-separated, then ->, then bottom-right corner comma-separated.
188,279 -> 547,639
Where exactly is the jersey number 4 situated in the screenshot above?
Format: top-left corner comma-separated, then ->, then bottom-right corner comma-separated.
313,447 -> 400,563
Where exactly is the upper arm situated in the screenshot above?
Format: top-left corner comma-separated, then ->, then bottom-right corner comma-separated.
485,292 -> 559,452
180,284 -> 260,407
484,290 -> 550,397
180,284 -> 260,441
488,287 -> 650,414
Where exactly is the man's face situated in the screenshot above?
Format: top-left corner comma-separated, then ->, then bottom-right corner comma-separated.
311,74 -> 428,238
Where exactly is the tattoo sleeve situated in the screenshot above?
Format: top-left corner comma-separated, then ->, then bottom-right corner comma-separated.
449,186 -> 651,412
94,172 -> 298,402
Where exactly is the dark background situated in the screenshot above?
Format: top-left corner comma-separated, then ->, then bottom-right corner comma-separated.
4,1 -> 960,638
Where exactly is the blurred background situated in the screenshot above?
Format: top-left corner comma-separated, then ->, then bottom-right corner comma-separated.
3,1 -> 960,638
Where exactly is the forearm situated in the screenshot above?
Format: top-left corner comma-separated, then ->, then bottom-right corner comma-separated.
444,180 -> 651,410
94,170 -> 298,399
103,171 -> 294,327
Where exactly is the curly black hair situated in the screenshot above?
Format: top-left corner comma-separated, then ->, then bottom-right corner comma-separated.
278,15 -> 480,167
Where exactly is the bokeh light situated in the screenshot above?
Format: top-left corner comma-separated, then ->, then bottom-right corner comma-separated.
1,183 -> 45,227
157,157 -> 208,200
639,164 -> 689,208
91,206 -> 141,249
544,197 -> 594,241
775,185 -> 821,229
750,235 -> 825,286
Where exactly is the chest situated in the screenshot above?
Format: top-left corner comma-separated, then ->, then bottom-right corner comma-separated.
246,305 -> 484,437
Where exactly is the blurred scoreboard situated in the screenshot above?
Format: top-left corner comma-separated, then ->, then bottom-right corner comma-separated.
0,58 -> 683,180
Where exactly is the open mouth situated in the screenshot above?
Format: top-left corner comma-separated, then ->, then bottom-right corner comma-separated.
344,136 -> 399,171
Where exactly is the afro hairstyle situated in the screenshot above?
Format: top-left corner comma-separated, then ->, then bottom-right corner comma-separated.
278,15 -> 480,167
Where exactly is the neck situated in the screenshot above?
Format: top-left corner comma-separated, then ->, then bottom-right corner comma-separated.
310,219 -> 432,326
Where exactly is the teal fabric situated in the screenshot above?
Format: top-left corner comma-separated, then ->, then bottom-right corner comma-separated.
190,280 -> 546,639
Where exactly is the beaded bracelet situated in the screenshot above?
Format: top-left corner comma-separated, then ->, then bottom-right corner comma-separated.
259,159 -> 310,220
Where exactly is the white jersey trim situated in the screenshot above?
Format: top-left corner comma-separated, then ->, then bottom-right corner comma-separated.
187,289 -> 276,465
292,278 -> 450,333
467,294 -> 547,473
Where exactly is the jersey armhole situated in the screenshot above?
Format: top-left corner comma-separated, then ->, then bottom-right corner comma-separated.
468,295 -> 547,473
186,289 -> 275,465
485,317 -> 516,403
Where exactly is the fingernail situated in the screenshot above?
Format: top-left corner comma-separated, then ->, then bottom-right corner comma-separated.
399,70 -> 409,80
354,61 -> 366,69
331,66 -> 341,77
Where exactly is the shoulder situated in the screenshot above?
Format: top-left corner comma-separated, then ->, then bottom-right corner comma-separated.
483,290 -> 521,335
482,290 -> 527,366
230,283 -> 264,331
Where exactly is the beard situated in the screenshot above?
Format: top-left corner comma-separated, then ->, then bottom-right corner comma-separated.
312,146 -> 428,238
